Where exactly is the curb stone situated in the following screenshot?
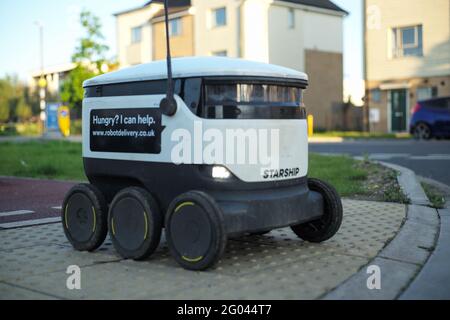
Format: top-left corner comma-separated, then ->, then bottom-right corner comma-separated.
400,214 -> 450,299
323,161 -> 439,300
379,161 -> 431,206
323,257 -> 420,300
353,157 -> 430,206
379,214 -> 437,266
399,205 -> 450,299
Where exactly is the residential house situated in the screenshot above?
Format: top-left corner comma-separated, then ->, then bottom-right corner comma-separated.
29,63 -> 76,97
364,0 -> 450,132
115,0 -> 347,129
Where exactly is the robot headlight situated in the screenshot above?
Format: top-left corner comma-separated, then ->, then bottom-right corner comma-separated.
212,166 -> 231,179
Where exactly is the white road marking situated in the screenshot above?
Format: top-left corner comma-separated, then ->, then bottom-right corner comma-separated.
0,217 -> 61,229
368,153 -> 410,160
52,206 -> 62,210
410,155 -> 450,160
0,210 -> 34,218
367,153 -> 450,161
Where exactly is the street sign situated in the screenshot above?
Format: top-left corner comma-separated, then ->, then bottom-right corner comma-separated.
58,106 -> 71,137
46,103 -> 59,131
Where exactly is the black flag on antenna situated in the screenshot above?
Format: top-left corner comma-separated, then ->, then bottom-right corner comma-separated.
160,0 -> 177,116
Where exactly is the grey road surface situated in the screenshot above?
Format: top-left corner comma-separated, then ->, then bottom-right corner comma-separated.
309,140 -> 450,186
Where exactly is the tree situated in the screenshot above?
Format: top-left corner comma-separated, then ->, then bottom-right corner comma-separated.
61,65 -> 96,112
72,10 -> 109,68
15,97 -> 32,121
61,10 -> 111,113
0,79 -> 12,122
0,76 -> 32,123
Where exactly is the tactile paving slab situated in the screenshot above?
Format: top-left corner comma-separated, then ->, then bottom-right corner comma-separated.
0,199 -> 405,300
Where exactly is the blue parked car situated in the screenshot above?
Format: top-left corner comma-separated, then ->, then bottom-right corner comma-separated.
410,96 -> 450,140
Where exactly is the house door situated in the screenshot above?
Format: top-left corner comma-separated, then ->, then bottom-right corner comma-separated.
390,89 -> 407,132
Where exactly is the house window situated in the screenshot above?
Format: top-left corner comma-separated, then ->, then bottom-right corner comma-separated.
371,89 -> 381,103
212,7 -> 227,27
288,8 -> 295,29
131,26 -> 142,44
212,50 -> 227,57
392,25 -> 423,58
417,87 -> 438,101
169,18 -> 182,37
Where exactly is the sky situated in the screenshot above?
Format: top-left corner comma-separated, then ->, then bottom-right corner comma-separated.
0,0 -> 144,80
333,0 -> 364,80
0,0 -> 363,84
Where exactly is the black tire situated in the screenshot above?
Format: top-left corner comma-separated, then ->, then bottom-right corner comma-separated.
108,187 -> 162,260
165,191 -> 227,271
62,183 -> 108,251
291,178 -> 343,243
413,122 -> 432,140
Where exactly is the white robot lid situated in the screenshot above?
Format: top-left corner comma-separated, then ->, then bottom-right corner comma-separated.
83,57 -> 308,87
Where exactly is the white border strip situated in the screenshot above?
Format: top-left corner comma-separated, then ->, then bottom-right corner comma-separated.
0,210 -> 34,218
0,217 -> 61,229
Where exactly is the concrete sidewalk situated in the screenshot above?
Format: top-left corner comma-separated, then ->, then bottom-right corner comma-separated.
0,199 -> 406,299
1,159 -> 447,300
323,160 -> 448,299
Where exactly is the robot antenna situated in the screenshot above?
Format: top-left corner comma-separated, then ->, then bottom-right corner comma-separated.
160,0 -> 177,116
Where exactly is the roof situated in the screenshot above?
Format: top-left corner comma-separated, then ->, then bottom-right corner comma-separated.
115,0 -> 346,16
151,5 -> 191,20
83,57 -> 308,87
30,63 -> 76,78
114,0 -> 191,16
143,0 -> 191,7
280,0 -> 347,14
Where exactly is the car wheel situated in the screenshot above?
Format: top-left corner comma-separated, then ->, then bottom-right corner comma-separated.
414,123 -> 432,140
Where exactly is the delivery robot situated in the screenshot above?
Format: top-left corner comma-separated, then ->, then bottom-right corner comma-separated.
61,2 -> 342,271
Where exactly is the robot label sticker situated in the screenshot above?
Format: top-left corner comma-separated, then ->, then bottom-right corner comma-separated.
90,108 -> 165,154
262,167 -> 300,179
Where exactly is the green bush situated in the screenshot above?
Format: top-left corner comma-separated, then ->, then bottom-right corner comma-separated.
0,123 -> 18,136
70,119 -> 82,135
16,122 -> 40,136
0,122 -> 41,136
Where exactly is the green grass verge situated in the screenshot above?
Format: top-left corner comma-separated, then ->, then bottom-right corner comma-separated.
0,141 -> 407,201
0,140 -> 85,181
421,182 -> 446,209
308,153 -> 368,196
0,141 -> 366,197
313,131 -> 411,140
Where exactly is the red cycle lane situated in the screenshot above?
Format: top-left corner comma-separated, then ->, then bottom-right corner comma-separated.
0,177 -> 76,224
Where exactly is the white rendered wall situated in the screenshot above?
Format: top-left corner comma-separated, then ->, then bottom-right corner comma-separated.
192,0 -> 242,58
268,2 -> 343,72
116,5 -> 162,68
